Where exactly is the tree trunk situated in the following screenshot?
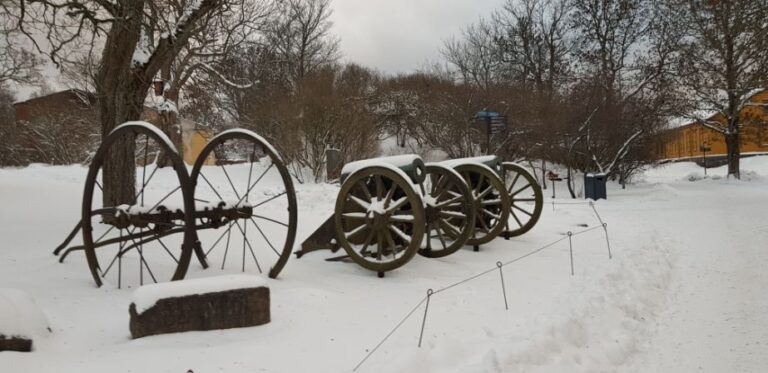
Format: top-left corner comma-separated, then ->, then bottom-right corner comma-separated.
98,79 -> 152,206
95,1 -> 147,207
725,132 -> 740,179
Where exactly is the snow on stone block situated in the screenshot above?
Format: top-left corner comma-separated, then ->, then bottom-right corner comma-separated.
0,289 -> 51,352
129,275 -> 269,339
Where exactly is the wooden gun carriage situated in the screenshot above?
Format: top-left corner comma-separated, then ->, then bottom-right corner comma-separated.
296,154 -> 543,277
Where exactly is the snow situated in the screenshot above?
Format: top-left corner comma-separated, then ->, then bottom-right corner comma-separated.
1,157 -> 768,371
0,289 -> 51,340
112,121 -> 178,154
341,154 -> 423,179
439,155 -> 498,168
132,275 -> 267,314
215,128 -> 284,163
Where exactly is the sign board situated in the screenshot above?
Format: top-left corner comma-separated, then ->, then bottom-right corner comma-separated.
474,111 -> 507,136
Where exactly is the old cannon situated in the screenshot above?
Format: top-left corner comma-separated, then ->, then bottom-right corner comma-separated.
296,154 -> 543,277
54,121 -> 297,288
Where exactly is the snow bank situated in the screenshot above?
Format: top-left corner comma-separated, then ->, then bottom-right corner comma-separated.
132,275 -> 267,314
0,289 -> 51,339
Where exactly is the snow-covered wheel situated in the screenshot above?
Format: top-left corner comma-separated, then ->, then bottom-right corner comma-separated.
501,162 -> 543,237
79,122 -> 198,288
453,163 -> 511,246
190,129 -> 298,279
418,164 -> 474,258
334,166 -> 425,274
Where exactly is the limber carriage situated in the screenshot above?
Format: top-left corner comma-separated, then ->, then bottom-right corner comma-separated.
296,154 -> 544,277
54,121 -> 297,288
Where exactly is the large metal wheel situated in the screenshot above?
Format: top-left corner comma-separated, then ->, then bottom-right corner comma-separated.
81,122 -> 197,288
501,162 -> 543,237
191,129 -> 298,279
418,164 -> 474,258
334,166 -> 425,273
453,163 -> 510,246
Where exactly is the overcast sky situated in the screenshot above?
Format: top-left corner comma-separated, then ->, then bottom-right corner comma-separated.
330,0 -> 506,75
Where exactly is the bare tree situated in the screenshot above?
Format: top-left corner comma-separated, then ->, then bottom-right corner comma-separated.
0,1 -> 40,85
667,0 -> 768,179
268,0 -> 340,86
16,0 -> 258,204
442,19 -> 501,93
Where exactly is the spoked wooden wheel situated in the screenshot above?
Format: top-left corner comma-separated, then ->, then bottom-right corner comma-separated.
418,164 -> 474,258
191,129 -> 297,279
501,162 -> 543,237
81,122 -> 196,288
334,166 -> 425,273
454,164 -> 510,246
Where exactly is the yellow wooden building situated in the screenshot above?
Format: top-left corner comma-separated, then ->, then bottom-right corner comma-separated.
654,90 -> 768,160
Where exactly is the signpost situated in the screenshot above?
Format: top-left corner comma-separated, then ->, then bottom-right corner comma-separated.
700,144 -> 711,176
474,111 -> 506,153
546,170 -> 562,198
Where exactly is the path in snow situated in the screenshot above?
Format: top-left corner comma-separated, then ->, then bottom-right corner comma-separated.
622,178 -> 768,372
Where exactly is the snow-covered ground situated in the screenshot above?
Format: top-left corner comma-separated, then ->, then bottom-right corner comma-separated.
1,157 -> 767,372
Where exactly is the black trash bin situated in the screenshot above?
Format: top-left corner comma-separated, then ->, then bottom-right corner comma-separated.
584,173 -> 607,200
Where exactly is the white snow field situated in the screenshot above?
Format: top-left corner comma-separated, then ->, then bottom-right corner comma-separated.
1,157 -> 767,372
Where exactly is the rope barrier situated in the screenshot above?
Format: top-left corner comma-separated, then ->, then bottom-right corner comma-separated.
352,203 -> 612,372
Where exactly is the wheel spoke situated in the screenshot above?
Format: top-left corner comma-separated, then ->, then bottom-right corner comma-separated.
386,197 -> 409,213
200,171 -> 225,201
252,214 -> 289,227
359,229 -> 376,256
511,183 -> 532,197
512,203 -> 533,217
220,165 -> 242,201
233,220 -> 261,273
477,185 -> 494,199
205,221 -> 236,256
155,236 -> 179,263
388,224 -> 412,244
514,198 -> 536,202
434,225 -> 449,249
221,224 -> 232,269
251,191 -> 287,209
435,194 -> 463,209
235,162 -> 275,206
439,210 -> 466,219
507,172 -> 521,193
357,180 -> 373,202
389,214 -> 415,223
249,218 -> 282,257
375,175 -> 384,200
148,185 -> 181,212
245,143 -> 256,203
383,184 -> 396,207
376,231 -> 384,261
482,208 -> 501,220
348,194 -> 371,210
345,223 -> 368,240
509,209 -> 523,228
439,219 -> 461,237
481,198 -> 502,206
383,229 -> 398,258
